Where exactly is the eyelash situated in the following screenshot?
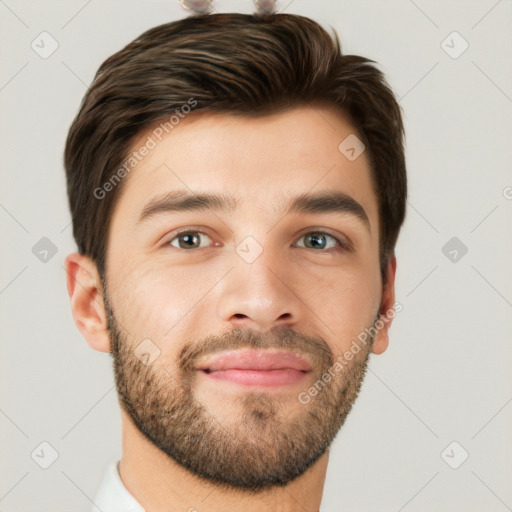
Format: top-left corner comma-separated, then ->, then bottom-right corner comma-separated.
165,229 -> 351,253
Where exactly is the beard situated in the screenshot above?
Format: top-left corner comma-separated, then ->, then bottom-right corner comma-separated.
103,285 -> 376,493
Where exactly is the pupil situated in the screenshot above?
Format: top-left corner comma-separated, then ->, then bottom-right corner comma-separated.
309,233 -> 325,249
182,233 -> 198,248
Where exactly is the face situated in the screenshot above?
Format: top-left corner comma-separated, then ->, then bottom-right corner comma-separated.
102,104 -> 392,491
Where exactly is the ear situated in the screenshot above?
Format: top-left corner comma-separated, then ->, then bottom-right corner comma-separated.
64,252 -> 111,353
372,254 -> 397,355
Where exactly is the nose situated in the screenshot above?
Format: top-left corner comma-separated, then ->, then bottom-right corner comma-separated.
216,245 -> 302,332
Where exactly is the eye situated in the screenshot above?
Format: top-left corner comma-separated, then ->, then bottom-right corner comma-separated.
165,229 -> 350,252
168,230 -> 213,250
294,231 -> 349,252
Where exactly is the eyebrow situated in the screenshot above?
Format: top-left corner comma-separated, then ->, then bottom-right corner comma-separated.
138,189 -> 370,231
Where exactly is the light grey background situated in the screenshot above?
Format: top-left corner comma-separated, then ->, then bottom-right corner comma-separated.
1,0 -> 511,511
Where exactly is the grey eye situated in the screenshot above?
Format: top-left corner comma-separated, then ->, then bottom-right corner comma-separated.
296,232 -> 339,251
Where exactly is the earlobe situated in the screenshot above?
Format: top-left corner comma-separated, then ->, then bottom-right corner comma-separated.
371,255 -> 397,355
64,252 -> 111,353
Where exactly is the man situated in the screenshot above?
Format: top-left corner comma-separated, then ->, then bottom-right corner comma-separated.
64,8 -> 407,512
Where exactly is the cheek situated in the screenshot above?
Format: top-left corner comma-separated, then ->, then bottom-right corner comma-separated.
308,263 -> 380,356
112,263 -> 212,352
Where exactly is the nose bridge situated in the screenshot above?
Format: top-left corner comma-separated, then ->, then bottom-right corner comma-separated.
216,235 -> 300,331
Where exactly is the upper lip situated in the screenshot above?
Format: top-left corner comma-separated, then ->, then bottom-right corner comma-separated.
196,349 -> 312,372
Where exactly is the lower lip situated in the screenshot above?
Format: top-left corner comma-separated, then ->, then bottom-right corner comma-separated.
201,369 -> 309,387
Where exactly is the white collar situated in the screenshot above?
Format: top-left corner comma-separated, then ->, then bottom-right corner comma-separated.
91,460 -> 145,512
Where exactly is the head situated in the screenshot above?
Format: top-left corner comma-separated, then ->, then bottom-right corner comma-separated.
64,12 -> 406,491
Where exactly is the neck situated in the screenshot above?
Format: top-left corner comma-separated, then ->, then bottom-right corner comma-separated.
118,410 -> 328,512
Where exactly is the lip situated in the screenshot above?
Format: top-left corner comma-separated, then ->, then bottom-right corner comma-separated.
196,350 -> 312,387
196,349 -> 312,372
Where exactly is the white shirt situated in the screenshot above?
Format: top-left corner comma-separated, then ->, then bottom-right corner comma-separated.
91,460 -> 145,512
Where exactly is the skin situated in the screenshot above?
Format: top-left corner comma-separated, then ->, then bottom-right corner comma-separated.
65,104 -> 397,512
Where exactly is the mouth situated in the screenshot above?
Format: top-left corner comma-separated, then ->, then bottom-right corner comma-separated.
196,349 -> 312,387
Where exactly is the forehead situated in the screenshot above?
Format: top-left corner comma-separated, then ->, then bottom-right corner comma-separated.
111,104 -> 378,229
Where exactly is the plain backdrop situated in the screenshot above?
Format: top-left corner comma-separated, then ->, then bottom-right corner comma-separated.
1,1 -> 511,511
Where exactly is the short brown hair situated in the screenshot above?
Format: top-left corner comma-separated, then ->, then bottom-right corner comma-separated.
64,12 -> 407,286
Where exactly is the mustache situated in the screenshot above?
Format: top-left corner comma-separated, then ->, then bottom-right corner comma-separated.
177,325 -> 334,374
